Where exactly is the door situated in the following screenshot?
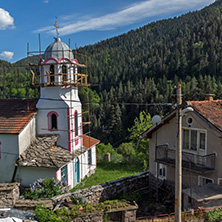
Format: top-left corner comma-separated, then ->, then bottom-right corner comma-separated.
197,132 -> 206,165
75,159 -> 80,184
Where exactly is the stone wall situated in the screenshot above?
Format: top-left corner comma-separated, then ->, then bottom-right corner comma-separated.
0,183 -> 20,208
14,199 -> 53,212
52,171 -> 149,204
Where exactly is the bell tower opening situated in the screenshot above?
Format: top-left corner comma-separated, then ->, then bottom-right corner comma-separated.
50,65 -> 55,84
62,65 -> 68,83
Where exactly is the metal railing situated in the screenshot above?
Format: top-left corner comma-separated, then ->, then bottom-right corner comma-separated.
155,145 -> 215,173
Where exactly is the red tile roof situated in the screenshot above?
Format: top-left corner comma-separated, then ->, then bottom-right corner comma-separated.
142,99 -> 222,138
83,135 -> 100,149
0,99 -> 38,134
187,100 -> 222,132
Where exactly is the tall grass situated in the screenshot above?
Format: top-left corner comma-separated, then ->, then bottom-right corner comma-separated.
71,160 -> 143,191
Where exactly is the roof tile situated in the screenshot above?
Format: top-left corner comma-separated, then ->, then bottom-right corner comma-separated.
0,99 -> 38,134
188,100 -> 222,131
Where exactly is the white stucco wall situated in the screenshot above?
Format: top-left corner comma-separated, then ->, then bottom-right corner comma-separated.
0,134 -> 19,183
18,116 -> 36,155
36,87 -> 82,151
55,146 -> 97,189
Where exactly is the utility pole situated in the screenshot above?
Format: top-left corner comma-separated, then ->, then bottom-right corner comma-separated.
175,84 -> 182,222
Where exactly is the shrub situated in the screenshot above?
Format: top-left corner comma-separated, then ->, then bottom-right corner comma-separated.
205,208 -> 222,221
34,205 -> 72,222
116,142 -> 136,158
96,143 -> 119,156
24,178 -> 69,199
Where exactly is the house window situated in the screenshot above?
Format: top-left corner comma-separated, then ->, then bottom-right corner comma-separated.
61,165 -> 68,183
218,178 -> 222,185
62,65 -> 68,82
74,111 -> 78,137
47,112 -> 58,130
198,176 -> 213,186
88,149 -> 92,166
183,129 -> 206,151
50,65 -> 55,83
157,163 -> 166,179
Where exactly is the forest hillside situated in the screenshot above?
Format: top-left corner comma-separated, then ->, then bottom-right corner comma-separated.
1,0 -> 222,144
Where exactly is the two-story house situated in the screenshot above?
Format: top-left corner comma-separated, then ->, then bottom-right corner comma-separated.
141,95 -> 221,191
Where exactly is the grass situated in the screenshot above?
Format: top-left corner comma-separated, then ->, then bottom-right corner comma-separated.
71,160 -> 144,191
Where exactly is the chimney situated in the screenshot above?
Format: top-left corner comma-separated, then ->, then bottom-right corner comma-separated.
205,94 -> 214,101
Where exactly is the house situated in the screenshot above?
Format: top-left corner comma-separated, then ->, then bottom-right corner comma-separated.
141,94 -> 222,191
0,31 -> 99,188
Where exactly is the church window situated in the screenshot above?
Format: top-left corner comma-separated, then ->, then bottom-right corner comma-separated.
47,111 -> 58,130
74,111 -> 78,137
50,65 -> 55,83
62,65 -> 68,82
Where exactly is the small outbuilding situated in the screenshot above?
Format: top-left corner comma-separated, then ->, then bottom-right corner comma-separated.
183,183 -> 222,210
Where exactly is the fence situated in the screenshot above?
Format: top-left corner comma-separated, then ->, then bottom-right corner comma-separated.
137,205 -> 222,221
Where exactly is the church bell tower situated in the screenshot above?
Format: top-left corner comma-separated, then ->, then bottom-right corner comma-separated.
34,22 -> 88,153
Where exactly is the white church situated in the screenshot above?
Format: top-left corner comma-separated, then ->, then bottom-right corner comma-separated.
0,26 -> 99,188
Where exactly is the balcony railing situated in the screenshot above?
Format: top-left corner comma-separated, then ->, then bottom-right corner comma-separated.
31,70 -> 88,86
155,145 -> 216,174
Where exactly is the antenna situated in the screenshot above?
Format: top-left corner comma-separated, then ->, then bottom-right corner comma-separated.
39,33 -> 41,55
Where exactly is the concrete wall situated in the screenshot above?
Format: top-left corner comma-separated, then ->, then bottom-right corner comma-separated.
0,134 -> 19,183
18,117 -> 36,155
15,166 -> 56,186
149,111 -> 222,189
149,117 -> 177,179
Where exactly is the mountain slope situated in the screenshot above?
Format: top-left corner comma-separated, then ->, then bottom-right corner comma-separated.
11,0 -> 222,143
77,0 -> 222,91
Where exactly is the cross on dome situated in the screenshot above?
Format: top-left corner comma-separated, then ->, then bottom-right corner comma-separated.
54,19 -> 59,39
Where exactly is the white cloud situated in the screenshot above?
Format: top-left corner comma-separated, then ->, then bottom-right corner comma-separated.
43,0 -> 49,3
0,51 -> 14,60
35,0 -> 215,36
0,8 -> 15,30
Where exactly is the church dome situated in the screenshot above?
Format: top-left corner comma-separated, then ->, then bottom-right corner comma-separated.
44,37 -> 74,61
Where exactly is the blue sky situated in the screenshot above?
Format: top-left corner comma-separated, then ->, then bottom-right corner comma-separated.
0,0 -> 215,63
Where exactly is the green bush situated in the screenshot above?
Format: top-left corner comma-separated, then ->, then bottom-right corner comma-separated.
24,178 -> 69,199
97,143 -> 119,156
116,142 -> 136,158
34,205 -> 71,222
205,208 -> 222,221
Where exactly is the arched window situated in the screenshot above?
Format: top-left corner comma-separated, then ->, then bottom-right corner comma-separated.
47,111 -> 58,130
50,65 -> 55,83
74,111 -> 78,137
51,114 -> 57,129
62,65 -> 67,83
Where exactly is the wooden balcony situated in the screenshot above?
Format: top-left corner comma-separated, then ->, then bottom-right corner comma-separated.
155,145 -> 216,174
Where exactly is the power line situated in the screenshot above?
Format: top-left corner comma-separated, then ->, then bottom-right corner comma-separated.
0,95 -> 173,108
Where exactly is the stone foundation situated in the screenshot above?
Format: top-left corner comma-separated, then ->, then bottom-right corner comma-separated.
0,183 -> 20,208
14,199 -> 53,212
